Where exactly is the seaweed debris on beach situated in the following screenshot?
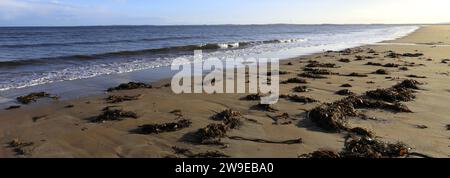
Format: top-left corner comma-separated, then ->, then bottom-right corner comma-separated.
281,78 -> 308,84
92,107 -> 138,122
107,82 -> 152,92
281,94 -> 318,104
135,119 -> 192,134
17,92 -> 57,104
106,94 -> 142,104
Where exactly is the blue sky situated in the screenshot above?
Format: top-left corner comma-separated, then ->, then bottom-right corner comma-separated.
0,0 -> 449,26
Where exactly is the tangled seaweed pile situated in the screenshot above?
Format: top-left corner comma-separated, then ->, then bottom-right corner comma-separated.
136,119 -> 192,134
197,123 -> 229,144
303,68 -> 336,75
106,94 -> 142,104
306,61 -> 337,68
107,82 -> 152,92
309,79 -> 422,132
374,69 -> 390,75
172,147 -> 230,158
366,88 -> 415,103
211,109 -> 244,129
281,78 -> 308,84
93,107 -> 138,122
196,109 -> 245,144
8,138 -> 34,156
300,137 -> 409,158
241,93 -> 265,101
280,94 -> 318,104
293,86 -> 311,93
298,72 -> 328,79
17,92 -> 58,104
336,89 -> 355,96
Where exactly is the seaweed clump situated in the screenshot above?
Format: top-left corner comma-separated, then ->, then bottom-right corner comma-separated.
306,62 -> 337,68
303,68 -> 335,75
340,137 -> 409,158
308,98 -> 358,132
373,69 -> 389,75
93,107 -> 138,122
308,96 -> 410,132
211,109 -> 243,129
281,78 -> 308,84
17,92 -> 57,104
195,109 -> 245,144
406,75 -> 427,79
339,58 -> 351,63
383,63 -> 400,68
293,86 -> 311,92
366,88 -> 415,103
336,89 -> 355,96
299,150 -> 341,158
346,73 -> 368,77
366,62 -> 382,66
196,123 -> 229,144
106,94 -> 142,103
241,93 -> 264,101
107,82 -> 152,92
298,72 -> 328,79
300,137 -> 410,158
281,94 -> 318,104
393,79 -> 422,90
253,103 -> 278,112
8,138 -> 34,156
136,119 -> 192,134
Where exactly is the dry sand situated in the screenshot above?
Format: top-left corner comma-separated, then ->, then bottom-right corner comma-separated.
1,25 -> 449,158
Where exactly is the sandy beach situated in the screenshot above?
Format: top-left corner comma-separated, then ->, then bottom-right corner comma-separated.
1,25 -> 449,158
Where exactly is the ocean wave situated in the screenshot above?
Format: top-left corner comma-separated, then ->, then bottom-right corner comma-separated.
0,38 -> 307,68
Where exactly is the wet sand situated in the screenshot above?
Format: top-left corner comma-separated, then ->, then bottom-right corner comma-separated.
1,25 -> 449,158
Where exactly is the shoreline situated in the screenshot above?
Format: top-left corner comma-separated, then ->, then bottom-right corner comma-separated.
0,25 -> 419,107
1,25 -> 449,158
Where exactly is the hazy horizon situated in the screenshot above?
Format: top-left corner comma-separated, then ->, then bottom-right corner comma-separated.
1,0 -> 449,27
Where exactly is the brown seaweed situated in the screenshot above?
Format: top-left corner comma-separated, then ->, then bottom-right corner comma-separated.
366,88 -> 416,102
406,75 -> 427,79
340,84 -> 353,88
339,58 -> 351,63
281,78 -> 308,84
196,123 -> 229,144
93,107 -> 138,122
106,94 -> 142,103
16,92 -> 56,104
298,72 -> 328,79
340,137 -> 409,158
305,62 -> 337,68
8,138 -> 34,156
293,86 -> 311,92
366,62 -> 383,66
336,89 -> 355,96
346,73 -> 368,77
211,109 -> 243,129
299,150 -> 341,158
107,82 -> 152,92
135,119 -> 192,134
228,136 -> 302,144
303,68 -> 335,75
373,69 -> 389,75
281,94 -> 318,104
